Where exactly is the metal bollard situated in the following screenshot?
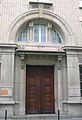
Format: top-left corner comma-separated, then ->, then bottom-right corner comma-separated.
5,110 -> 7,120
58,109 -> 60,120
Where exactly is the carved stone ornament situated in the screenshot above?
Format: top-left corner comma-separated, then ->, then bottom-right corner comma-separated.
20,55 -> 25,69
58,56 -> 62,70
29,22 -> 33,27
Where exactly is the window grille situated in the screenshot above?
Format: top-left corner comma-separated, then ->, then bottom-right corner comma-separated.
44,4 -> 52,10
29,2 -> 52,11
30,3 -> 39,9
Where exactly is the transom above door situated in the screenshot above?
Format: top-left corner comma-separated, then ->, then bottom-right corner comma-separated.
17,19 -> 61,44
26,65 -> 55,114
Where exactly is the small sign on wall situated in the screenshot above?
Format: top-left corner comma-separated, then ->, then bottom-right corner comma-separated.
0,88 -> 12,97
69,87 -> 80,97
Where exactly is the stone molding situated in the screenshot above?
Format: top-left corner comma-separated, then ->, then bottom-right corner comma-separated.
0,43 -> 18,48
63,46 -> 82,51
0,101 -> 15,105
63,100 -> 82,104
8,9 -> 72,45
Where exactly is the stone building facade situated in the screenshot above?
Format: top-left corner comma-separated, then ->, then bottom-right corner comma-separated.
0,0 -> 82,119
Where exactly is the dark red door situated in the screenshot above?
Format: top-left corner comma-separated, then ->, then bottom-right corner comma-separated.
26,65 -> 54,114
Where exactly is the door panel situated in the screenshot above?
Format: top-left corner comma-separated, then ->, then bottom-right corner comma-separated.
26,65 -> 54,114
41,66 -> 54,113
26,66 -> 40,114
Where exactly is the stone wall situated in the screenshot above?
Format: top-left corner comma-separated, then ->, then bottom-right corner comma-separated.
0,0 -> 82,45
0,0 -> 82,118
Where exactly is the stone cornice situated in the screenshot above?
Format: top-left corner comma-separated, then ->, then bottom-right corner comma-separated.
16,50 -> 65,56
63,100 -> 82,104
63,46 -> 82,51
0,43 -> 18,48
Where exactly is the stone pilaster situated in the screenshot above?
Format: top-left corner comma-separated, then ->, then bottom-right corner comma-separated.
58,56 -> 62,112
48,23 -> 52,43
29,22 -> 33,42
19,55 -> 26,115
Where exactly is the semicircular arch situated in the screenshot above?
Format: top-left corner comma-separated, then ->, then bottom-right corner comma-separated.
8,9 -> 72,45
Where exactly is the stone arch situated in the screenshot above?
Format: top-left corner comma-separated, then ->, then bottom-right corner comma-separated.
8,9 -> 72,45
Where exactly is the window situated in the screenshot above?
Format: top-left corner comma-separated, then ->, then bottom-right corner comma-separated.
79,0 -> 82,8
41,24 -> 46,43
52,30 -> 61,43
18,27 -> 28,42
34,24 -> 39,42
80,66 -> 82,97
34,24 -> 46,43
17,22 -> 61,44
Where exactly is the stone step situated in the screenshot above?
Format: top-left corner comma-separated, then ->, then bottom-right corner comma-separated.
0,114 -> 71,120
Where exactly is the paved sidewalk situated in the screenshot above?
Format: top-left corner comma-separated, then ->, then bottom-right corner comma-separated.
63,118 -> 82,120
0,118 -> 82,120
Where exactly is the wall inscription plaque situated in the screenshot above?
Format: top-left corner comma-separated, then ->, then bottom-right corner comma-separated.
0,88 -> 12,97
69,88 -> 80,97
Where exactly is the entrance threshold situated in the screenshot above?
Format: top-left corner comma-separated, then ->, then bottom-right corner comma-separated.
13,114 -> 71,120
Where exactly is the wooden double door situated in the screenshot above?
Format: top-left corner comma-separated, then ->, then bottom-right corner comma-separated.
26,65 -> 54,114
